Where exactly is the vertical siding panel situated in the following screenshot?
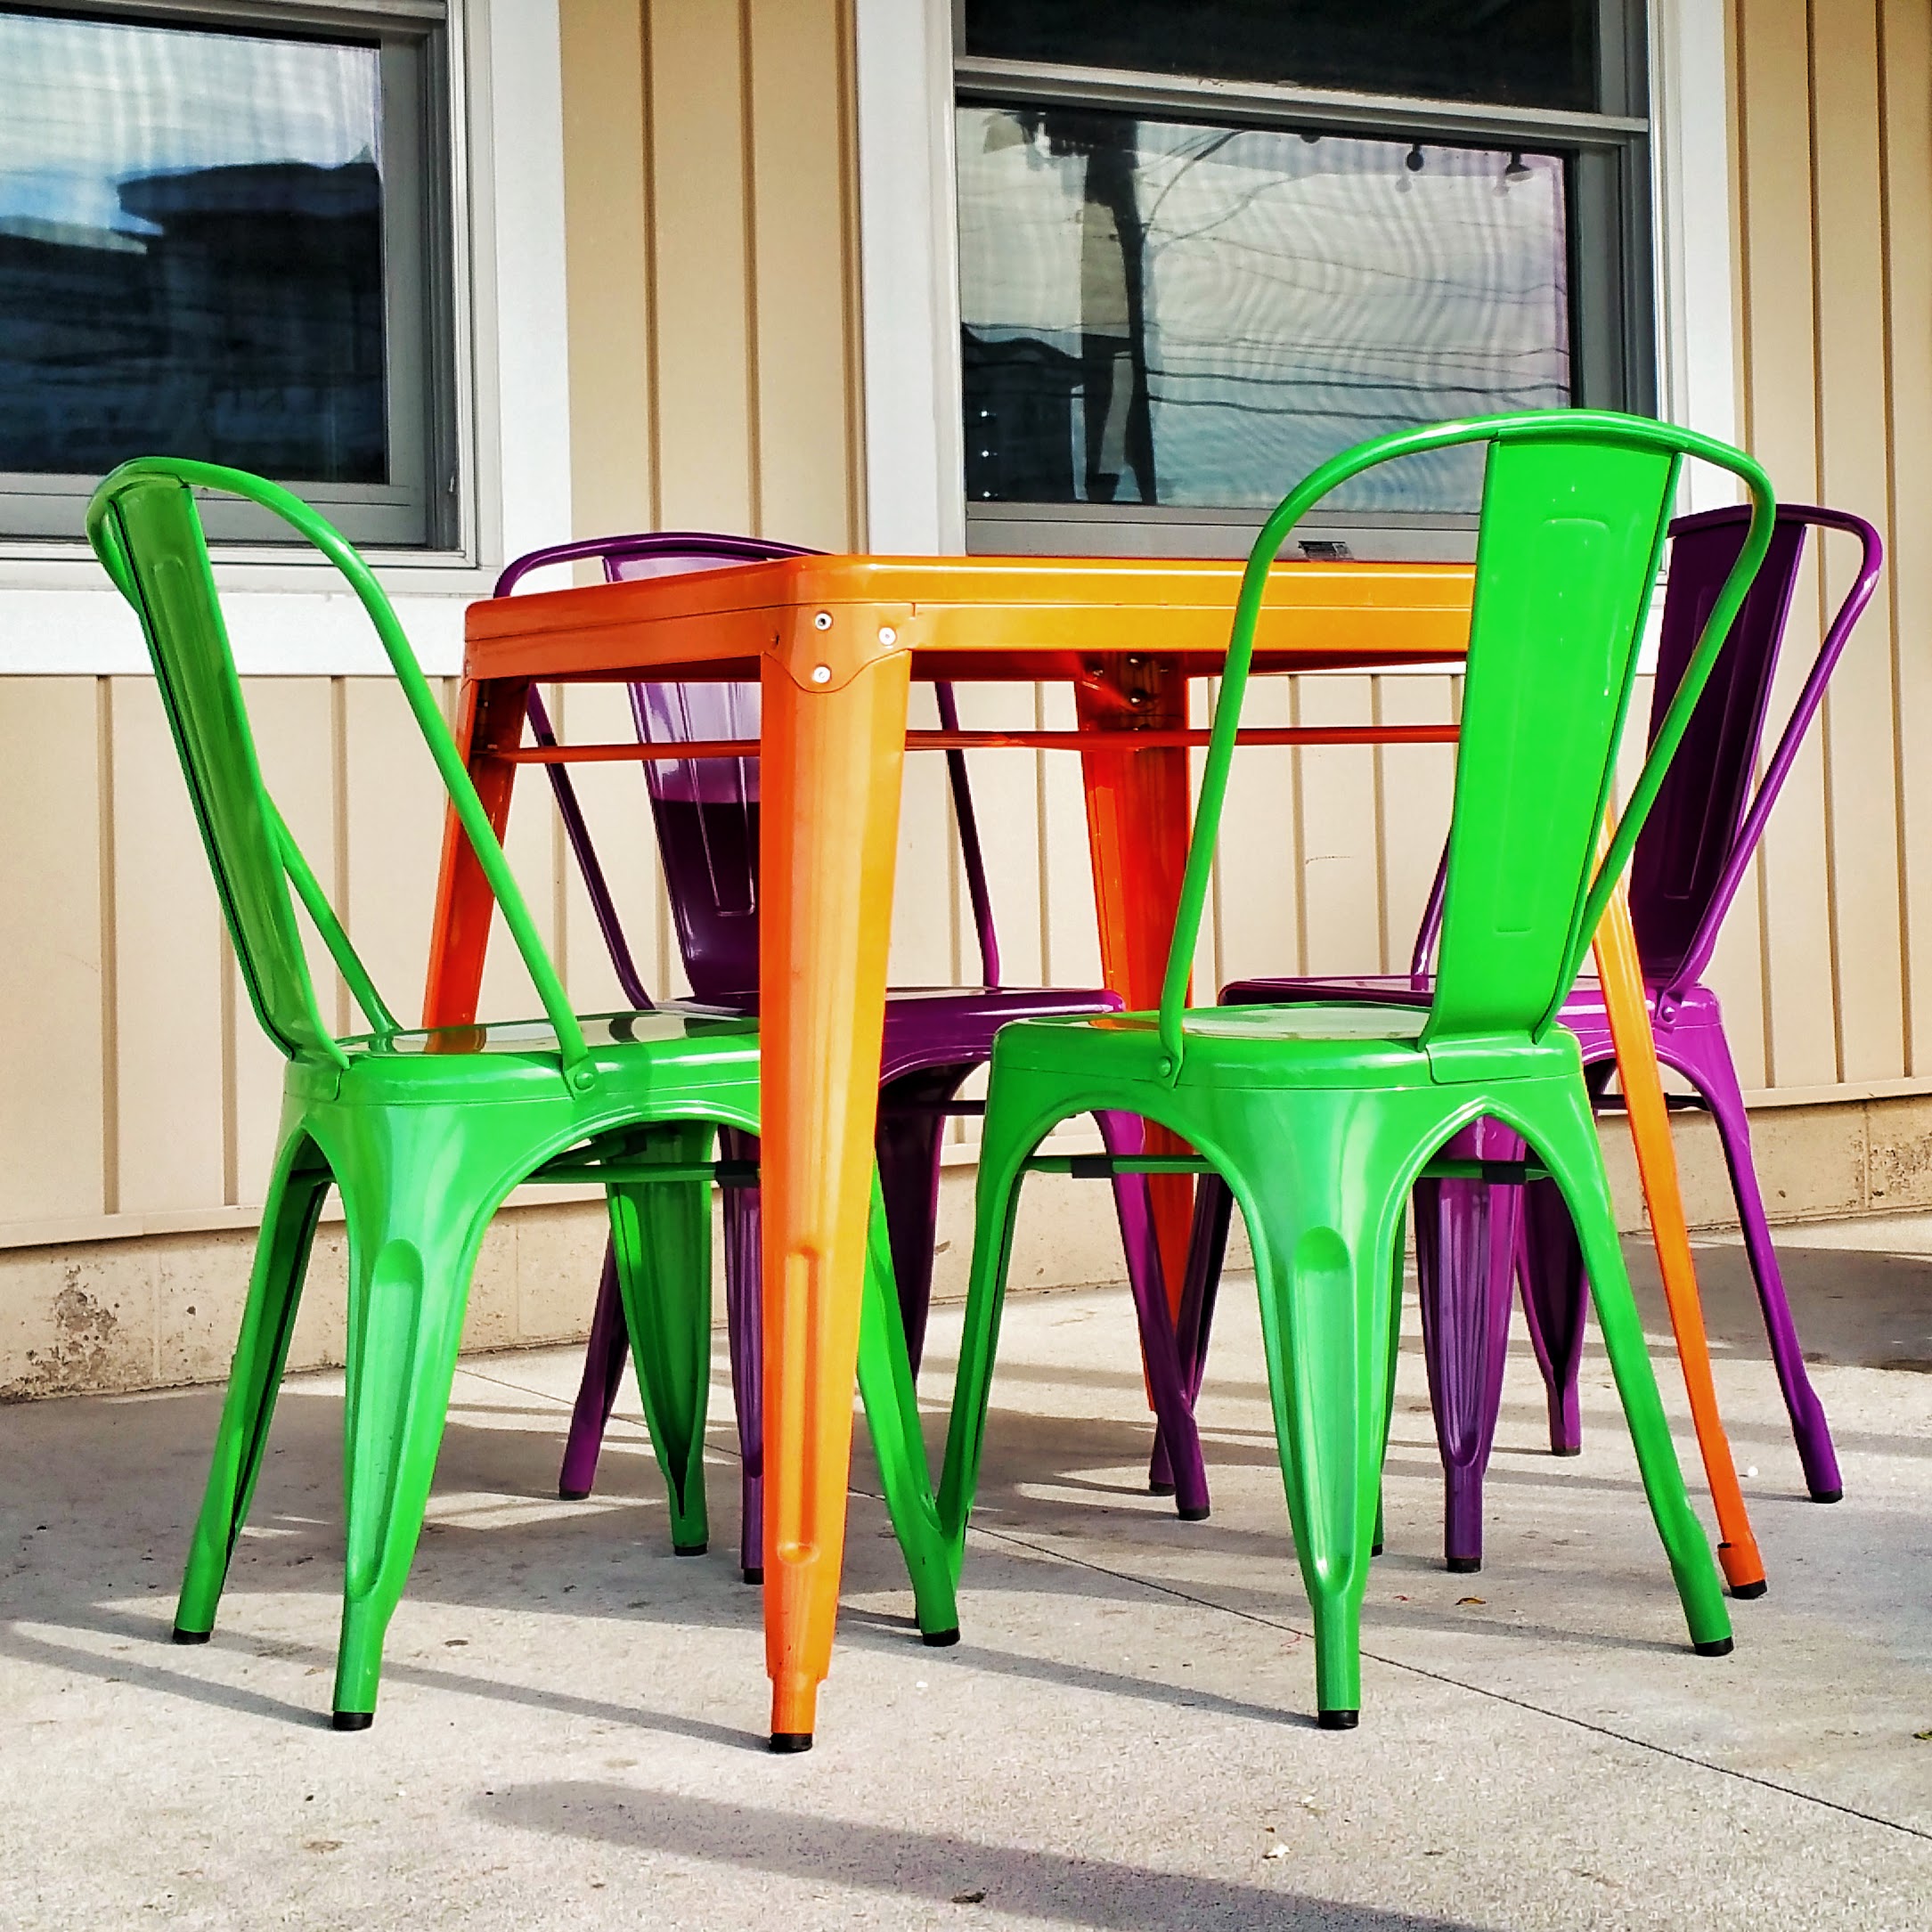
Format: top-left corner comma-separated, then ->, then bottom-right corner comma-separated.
109,678 -> 224,1217
552,681 -> 672,1011
1037,681 -> 1104,989
1809,3 -> 1906,1081
1735,0 -> 1837,1088
232,679 -> 339,1209
561,0 -> 655,538
949,682 -> 1047,988
1294,674 -> 1382,975
1879,0 -> 1932,1075
887,684 -> 958,985
0,680 -> 107,1226
1374,673 -> 1458,973
1211,674 -> 1298,985
342,679 -> 447,1029
746,0 -> 860,550
648,0 -> 757,532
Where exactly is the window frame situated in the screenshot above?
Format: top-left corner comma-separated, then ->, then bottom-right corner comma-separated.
951,0 -> 1656,559
0,0 -> 460,550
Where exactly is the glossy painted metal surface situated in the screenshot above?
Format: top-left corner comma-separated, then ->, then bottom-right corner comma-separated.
85,461 -> 954,1732
936,412 -> 1772,1725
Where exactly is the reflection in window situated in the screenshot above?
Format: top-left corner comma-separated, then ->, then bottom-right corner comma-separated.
0,10 -> 386,483
964,0 -> 1602,115
958,107 -> 1573,515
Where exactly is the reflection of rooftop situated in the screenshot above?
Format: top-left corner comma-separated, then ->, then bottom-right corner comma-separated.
117,159 -> 381,226
0,214 -> 144,254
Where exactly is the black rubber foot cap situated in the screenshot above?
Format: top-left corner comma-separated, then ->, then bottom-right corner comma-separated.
769,1731 -> 813,1754
1551,1445 -> 1583,1458
332,1711 -> 374,1732
1445,1555 -> 1482,1575
1693,1636 -> 1735,1658
1177,1504 -> 1211,1522
1317,1709 -> 1359,1731
1811,1488 -> 1843,1504
742,1566 -> 763,1586
1729,1578 -> 1768,1600
1370,1543 -> 1383,1558
673,1541 -> 707,1558
922,1627 -> 961,1649
171,1626 -> 211,1646
558,1485 -> 591,1502
1147,1480 -> 1177,1497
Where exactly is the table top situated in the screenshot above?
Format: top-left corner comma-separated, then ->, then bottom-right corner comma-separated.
463,552 -> 1476,686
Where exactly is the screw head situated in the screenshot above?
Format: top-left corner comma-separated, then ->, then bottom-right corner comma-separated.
878,625 -> 897,647
811,664 -> 832,684
812,610 -> 833,631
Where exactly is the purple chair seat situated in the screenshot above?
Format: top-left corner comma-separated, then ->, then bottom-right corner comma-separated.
498,533 -> 1205,1581
1173,503 -> 1880,1571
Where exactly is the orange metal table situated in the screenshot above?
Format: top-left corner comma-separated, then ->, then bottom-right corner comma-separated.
425,552 -> 1757,1747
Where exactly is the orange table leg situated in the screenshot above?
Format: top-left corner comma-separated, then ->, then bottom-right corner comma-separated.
1594,884 -> 1766,1594
1075,656 -> 1194,1310
758,643 -> 912,1748
423,674 -> 530,1028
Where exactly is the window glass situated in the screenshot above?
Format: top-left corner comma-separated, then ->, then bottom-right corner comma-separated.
958,105 -> 1572,516
0,9 -> 387,485
964,0 -> 1601,114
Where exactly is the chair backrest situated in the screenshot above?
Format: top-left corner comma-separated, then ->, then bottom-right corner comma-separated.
504,534 -> 1002,1007
1404,501 -> 1882,1002
1629,503 -> 1882,999
1161,411 -> 1775,1080
88,459 -> 593,1088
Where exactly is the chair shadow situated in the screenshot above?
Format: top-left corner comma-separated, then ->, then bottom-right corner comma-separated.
476,1781 -> 1484,1931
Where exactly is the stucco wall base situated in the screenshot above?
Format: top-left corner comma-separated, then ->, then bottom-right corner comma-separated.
4,1095 -> 1929,1402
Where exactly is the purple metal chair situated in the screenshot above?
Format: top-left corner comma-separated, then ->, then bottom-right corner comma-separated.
1170,503 -> 1881,1569
494,534 -> 1205,1581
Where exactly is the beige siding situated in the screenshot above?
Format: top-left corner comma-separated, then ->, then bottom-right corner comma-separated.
4,0 -> 1931,1270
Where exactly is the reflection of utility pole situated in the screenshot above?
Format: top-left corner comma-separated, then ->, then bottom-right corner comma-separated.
1079,129 -> 1157,505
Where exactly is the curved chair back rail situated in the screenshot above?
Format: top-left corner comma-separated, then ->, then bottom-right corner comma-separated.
1162,411 -> 1775,1082
86,458 -> 591,1088
1407,502 -> 1882,997
501,533 -> 1000,998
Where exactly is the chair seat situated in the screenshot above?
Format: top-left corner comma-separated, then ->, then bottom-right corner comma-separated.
988,1000 -> 1487,1092
294,1008 -> 763,1105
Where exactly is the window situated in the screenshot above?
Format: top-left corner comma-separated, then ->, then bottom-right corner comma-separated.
956,1 -> 1651,558
0,0 -> 455,548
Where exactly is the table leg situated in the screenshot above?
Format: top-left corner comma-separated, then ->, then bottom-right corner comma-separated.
1593,884 -> 1765,1594
423,675 -> 530,1028
758,648 -> 912,1749
1075,660 -> 1194,1310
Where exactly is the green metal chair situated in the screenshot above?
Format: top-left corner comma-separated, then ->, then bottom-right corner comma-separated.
86,458 -> 956,1731
934,412 -> 1775,1729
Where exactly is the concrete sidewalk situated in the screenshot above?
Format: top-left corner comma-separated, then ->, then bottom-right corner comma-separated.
1,1224 -> 1928,1929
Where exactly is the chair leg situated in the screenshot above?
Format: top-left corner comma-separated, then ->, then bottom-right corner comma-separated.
1153,1171 -> 1234,1491
719,1127 -> 764,1582
557,1243 -> 631,1501
1225,1109 -> 1401,1728
876,1067 -> 974,1374
1096,1110 -> 1209,1520
331,1154 -> 499,1727
1522,1088 -> 1732,1657
607,1122 -> 716,1558
854,1171 -> 960,1643
936,1115 -> 1039,1573
1691,1038 -> 1843,1502
1414,1118 -> 1524,1572
175,1141 -> 331,1643
1515,1177 -> 1588,1455
1372,1206 -> 1406,1559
